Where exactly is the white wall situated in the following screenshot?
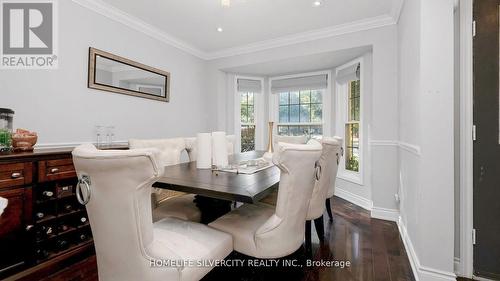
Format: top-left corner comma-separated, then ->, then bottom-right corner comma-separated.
398,0 -> 456,280
0,1 -> 211,146
207,25 -> 400,214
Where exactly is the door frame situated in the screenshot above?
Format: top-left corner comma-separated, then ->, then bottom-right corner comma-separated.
458,0 -> 474,278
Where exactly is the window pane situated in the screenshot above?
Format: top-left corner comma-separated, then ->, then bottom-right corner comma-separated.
311,90 -> 322,103
248,105 -> 254,123
241,125 -> 255,152
247,92 -> 254,105
300,126 -> 310,135
311,104 -> 322,122
300,104 -> 310,122
310,125 -> 322,136
290,92 -> 300,104
348,80 -> 360,121
240,92 -> 247,105
345,123 -> 360,172
277,125 -> 289,135
240,106 -> 247,123
355,96 -> 360,121
300,90 -> 311,104
279,105 -> 289,123
279,92 -> 289,105
277,87 -> 323,137
289,126 -> 301,136
289,105 -> 300,122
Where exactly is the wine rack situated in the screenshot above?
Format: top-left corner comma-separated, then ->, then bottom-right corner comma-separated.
28,178 -> 93,264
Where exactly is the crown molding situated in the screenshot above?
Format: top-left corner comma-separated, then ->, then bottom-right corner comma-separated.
71,0 -> 207,59
205,15 -> 396,60
72,0 -> 400,61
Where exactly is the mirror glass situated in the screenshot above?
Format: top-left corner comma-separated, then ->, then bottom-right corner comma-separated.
88,48 -> 169,102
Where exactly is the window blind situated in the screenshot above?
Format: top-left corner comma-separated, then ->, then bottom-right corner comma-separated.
271,74 -> 328,93
237,79 -> 262,93
336,63 -> 360,84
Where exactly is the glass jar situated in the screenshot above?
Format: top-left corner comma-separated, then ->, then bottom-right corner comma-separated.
0,108 -> 14,152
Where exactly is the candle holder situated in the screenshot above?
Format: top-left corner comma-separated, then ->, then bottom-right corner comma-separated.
263,121 -> 274,161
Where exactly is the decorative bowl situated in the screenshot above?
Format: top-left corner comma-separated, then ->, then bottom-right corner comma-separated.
11,134 -> 38,151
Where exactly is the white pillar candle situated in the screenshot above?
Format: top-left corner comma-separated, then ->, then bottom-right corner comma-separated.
212,131 -> 229,168
196,133 -> 212,169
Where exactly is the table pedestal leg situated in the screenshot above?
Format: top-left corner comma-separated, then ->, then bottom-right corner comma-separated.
194,195 -> 232,224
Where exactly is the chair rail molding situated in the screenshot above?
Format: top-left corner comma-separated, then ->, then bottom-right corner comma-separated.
34,141 -> 129,149
398,141 -> 421,156
370,140 -> 421,156
369,140 -> 399,146
71,0 -> 404,60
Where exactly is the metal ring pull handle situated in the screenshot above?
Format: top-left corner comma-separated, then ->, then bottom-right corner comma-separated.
315,161 -> 322,181
76,175 -> 92,205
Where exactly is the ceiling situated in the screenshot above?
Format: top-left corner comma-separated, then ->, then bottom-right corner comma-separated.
221,46 -> 371,76
83,0 -> 400,58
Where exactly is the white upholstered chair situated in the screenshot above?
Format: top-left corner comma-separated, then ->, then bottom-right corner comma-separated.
259,135 -> 308,206
305,137 -> 342,246
209,141 -> 322,258
72,144 -> 232,281
325,136 -> 343,221
273,135 -> 308,148
129,138 -> 201,222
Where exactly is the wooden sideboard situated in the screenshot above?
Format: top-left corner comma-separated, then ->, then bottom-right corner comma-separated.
0,147 -> 96,280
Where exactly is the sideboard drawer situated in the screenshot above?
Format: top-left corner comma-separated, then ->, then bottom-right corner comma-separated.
0,162 -> 33,189
38,158 -> 76,182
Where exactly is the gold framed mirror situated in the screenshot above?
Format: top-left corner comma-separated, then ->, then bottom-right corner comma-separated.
88,47 -> 170,102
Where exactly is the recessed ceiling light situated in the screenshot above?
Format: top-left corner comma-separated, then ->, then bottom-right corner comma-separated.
313,0 -> 322,7
217,27 -> 223,32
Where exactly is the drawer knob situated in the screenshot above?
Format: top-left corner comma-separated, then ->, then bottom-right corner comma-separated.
11,172 -> 21,179
50,168 -> 59,173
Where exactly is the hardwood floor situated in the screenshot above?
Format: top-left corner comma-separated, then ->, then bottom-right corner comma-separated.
40,196 -> 415,281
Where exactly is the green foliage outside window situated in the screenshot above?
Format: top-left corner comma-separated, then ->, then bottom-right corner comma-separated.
241,92 -> 255,152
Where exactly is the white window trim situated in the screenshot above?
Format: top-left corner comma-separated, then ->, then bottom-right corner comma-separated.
335,57 -> 364,185
268,70 -> 332,137
234,75 -> 265,153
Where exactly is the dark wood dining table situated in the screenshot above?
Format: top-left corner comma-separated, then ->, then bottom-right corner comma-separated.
153,151 -> 280,223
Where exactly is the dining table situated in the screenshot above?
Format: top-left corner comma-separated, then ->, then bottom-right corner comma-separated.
153,150 -> 280,223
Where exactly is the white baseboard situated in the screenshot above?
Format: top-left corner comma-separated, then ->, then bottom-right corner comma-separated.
454,257 -> 462,276
397,217 -> 456,281
334,187 -> 373,211
371,207 -> 399,222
